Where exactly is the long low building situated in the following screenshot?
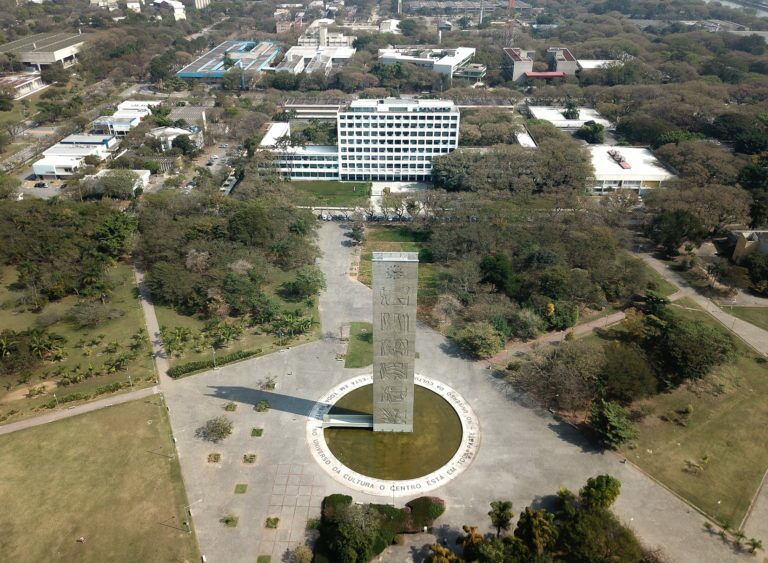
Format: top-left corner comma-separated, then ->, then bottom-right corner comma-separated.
260,98 -> 460,182
176,40 -> 280,80
275,46 -> 355,76
589,145 -> 675,194
0,73 -> 45,99
0,32 -> 87,70
93,100 -> 161,136
378,47 -> 480,78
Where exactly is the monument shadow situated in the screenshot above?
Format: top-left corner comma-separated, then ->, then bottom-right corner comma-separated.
205,385 -> 367,417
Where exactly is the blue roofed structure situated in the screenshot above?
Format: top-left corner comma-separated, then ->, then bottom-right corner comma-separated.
176,40 -> 281,79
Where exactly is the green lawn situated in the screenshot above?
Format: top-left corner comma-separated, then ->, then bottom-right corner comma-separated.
0,264 -> 155,424
290,180 -> 370,207
722,306 -> 768,332
0,397 -> 199,562
623,298 -> 768,526
358,226 -> 437,312
636,258 -> 678,298
344,322 -> 373,368
153,268 -> 320,369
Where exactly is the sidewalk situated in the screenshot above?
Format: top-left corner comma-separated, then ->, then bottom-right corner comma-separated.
487,310 -> 627,365
0,386 -> 159,436
133,262 -> 173,385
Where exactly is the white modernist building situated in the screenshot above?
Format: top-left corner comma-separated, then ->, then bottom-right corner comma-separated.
275,46 -> 356,75
83,169 -> 151,192
298,20 -> 356,47
378,47 -> 477,77
260,98 -> 460,182
148,126 -> 204,151
589,145 -> 675,194
337,98 -> 459,182
93,100 -> 161,136
0,73 -> 45,99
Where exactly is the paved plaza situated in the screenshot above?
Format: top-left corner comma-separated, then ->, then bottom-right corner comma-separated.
162,224 -> 752,563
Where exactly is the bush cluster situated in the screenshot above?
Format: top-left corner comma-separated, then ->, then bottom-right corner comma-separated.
167,349 -> 262,378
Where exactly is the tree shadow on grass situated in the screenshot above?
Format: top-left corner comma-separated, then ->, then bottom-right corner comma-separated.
205,385 -> 368,417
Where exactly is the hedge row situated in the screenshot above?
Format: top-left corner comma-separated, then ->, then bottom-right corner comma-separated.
166,349 -> 263,378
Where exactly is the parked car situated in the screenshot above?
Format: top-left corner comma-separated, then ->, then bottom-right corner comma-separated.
33,181 -> 48,188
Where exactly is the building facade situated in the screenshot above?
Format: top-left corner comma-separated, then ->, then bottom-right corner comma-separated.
337,98 -> 459,182
260,98 -> 460,182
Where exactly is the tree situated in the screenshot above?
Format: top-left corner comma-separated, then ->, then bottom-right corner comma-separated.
599,342 -> 658,403
514,507 -> 557,556
456,525 -> 485,562
575,120 -> 605,144
562,100 -> 580,120
0,171 -> 20,199
658,317 -> 735,382
99,169 -> 140,200
172,134 -> 200,156
288,265 -> 326,298
648,209 -> 707,256
452,322 -> 504,358
196,416 -> 233,442
288,545 -> 313,563
579,475 -> 621,509
426,544 -> 461,563
588,400 -> 636,449
488,500 -> 514,538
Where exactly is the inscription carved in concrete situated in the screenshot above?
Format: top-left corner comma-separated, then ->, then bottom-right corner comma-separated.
372,252 -> 418,432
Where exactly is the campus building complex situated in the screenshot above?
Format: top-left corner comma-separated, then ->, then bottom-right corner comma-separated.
378,47 -> 481,78
176,41 -> 280,81
260,98 -> 460,182
0,31 -> 87,70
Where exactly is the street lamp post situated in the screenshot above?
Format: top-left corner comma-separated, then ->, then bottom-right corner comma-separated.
128,374 -> 133,389
53,393 -> 59,408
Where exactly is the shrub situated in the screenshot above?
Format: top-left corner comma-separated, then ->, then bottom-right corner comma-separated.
288,545 -> 313,563
243,453 -> 256,464
265,517 -> 280,528
196,416 -> 233,443
224,401 -> 237,412
452,321 -> 504,358
255,400 -> 271,412
234,484 -> 248,494
406,497 -> 446,528
221,514 -> 239,527
167,348 -> 262,378
207,453 -> 221,463
251,427 -> 264,437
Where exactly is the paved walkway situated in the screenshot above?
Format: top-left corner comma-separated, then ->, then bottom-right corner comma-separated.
133,262 -> 172,385
637,253 -> 768,356
160,224 -> 753,563
0,386 -> 159,436
488,311 -> 627,365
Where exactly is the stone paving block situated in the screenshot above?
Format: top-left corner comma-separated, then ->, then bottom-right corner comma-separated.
283,494 -> 298,506
287,474 -> 302,486
276,464 -> 291,476
297,495 -> 311,507
299,485 -> 312,496
271,484 -> 286,494
269,494 -> 283,505
284,485 -> 299,495
300,474 -> 314,485
274,474 -> 288,485
290,464 -> 303,474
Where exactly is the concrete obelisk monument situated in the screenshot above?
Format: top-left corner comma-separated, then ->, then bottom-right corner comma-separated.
372,252 -> 418,432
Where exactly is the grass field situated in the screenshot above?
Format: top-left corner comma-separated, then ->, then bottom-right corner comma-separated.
637,259 -> 678,298
358,226 -> 437,314
344,322 -> 373,368
154,268 -> 320,368
0,264 -> 154,423
722,306 -> 768,332
290,180 -> 370,207
0,397 -> 199,562
623,298 -> 768,526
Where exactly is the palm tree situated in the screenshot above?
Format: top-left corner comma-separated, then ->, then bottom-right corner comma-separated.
488,500 -> 514,538
747,538 -> 763,554
0,335 -> 18,358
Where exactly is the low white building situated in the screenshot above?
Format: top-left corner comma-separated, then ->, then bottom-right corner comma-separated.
276,46 -> 356,76
59,134 -> 119,150
33,156 -> 85,178
260,122 -> 339,180
378,47 -> 478,77
0,73 -> 45,99
379,19 -> 401,33
148,126 -> 203,151
153,0 -> 186,19
589,146 -> 675,194
93,100 -> 161,136
528,106 -> 613,129
298,20 -> 356,47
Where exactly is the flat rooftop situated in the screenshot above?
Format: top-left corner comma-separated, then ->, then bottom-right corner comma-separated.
503,47 -> 532,62
0,73 -> 41,88
260,122 -> 338,154
528,106 -> 612,128
379,47 -> 474,67
346,98 -> 458,113
0,32 -> 86,54
177,40 -> 280,78
60,134 -> 115,144
589,146 -> 675,181
284,46 -> 356,60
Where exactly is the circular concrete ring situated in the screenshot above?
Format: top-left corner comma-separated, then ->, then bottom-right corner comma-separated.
306,374 -> 480,497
